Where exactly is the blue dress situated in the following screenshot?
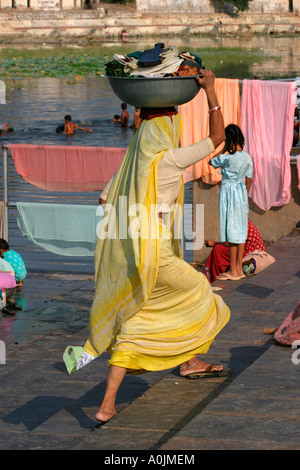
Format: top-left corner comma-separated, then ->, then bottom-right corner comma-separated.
210,151 -> 253,244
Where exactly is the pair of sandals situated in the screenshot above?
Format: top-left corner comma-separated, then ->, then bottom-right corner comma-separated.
1,300 -> 22,315
94,360 -> 232,427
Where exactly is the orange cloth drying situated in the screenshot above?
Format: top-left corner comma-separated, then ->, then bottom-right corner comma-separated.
178,78 -> 241,184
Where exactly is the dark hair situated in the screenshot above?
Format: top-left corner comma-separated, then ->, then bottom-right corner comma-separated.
121,103 -> 127,109
7,127 -> 14,133
114,115 -> 120,120
64,115 -> 72,121
0,238 -> 9,250
224,124 -> 245,154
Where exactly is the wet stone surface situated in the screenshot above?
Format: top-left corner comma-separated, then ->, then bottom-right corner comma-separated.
1,233 -> 300,450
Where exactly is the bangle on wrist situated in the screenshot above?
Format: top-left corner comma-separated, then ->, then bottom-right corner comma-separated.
208,105 -> 221,114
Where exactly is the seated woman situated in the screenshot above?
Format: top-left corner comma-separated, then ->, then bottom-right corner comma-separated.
0,239 -> 27,287
0,256 -> 17,314
203,220 -> 265,283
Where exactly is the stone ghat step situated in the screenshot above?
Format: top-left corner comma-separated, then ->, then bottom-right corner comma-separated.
87,236 -> 300,450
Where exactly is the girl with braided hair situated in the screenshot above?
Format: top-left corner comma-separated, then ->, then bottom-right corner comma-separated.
209,124 -> 253,281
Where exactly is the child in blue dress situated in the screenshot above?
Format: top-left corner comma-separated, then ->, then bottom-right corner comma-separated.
209,124 -> 253,281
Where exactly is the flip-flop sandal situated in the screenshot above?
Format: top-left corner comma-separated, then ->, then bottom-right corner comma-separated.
186,365 -> 231,380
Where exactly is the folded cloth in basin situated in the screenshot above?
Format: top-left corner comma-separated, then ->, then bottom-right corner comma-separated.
16,202 -> 102,256
131,57 -> 184,77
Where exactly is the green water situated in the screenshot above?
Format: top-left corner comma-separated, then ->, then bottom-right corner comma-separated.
0,35 -> 299,79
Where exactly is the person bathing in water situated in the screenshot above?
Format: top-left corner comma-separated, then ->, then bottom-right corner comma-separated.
63,115 -> 93,135
0,123 -> 14,134
120,103 -> 129,128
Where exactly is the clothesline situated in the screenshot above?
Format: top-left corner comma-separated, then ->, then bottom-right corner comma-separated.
1,144 -> 127,241
180,77 -> 299,211
1,75 -> 299,248
6,144 -> 127,192
238,78 -> 299,83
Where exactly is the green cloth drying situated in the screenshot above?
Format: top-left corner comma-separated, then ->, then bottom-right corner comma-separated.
17,202 -> 102,257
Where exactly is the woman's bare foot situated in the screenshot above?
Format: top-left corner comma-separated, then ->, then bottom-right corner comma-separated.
180,357 -> 224,377
95,408 -> 117,423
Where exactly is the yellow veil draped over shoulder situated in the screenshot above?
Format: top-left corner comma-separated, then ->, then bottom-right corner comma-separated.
84,114 -> 183,358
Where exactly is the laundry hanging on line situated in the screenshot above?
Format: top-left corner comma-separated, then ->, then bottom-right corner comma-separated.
7,144 -> 127,192
16,202 -> 102,256
178,78 -> 241,185
179,77 -> 297,213
241,79 -> 297,211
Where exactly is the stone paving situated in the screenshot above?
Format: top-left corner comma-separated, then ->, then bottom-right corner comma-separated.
0,231 -> 300,450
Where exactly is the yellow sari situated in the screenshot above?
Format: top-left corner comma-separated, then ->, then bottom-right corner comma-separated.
63,114 -> 230,374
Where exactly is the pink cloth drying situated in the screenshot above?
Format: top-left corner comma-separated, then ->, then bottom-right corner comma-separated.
179,78 -> 241,184
7,144 -> 127,192
241,80 -> 297,211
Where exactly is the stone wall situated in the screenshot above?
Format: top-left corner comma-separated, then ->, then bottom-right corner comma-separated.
0,0 -> 80,8
136,0 -> 291,12
0,0 -> 297,12
0,7 -> 299,39
0,10 -> 299,40
136,0 -> 215,13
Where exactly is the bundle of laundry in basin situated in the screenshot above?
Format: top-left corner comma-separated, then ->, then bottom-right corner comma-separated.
105,44 -> 203,78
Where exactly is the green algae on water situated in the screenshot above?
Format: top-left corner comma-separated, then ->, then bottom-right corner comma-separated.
0,45 -> 280,79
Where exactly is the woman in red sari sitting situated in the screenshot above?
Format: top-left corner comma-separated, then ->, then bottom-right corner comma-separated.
203,220 -> 265,283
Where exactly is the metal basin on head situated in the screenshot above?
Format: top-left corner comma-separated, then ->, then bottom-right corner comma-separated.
107,75 -> 201,108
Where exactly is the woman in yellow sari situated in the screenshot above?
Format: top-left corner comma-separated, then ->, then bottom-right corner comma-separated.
63,70 -> 230,424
